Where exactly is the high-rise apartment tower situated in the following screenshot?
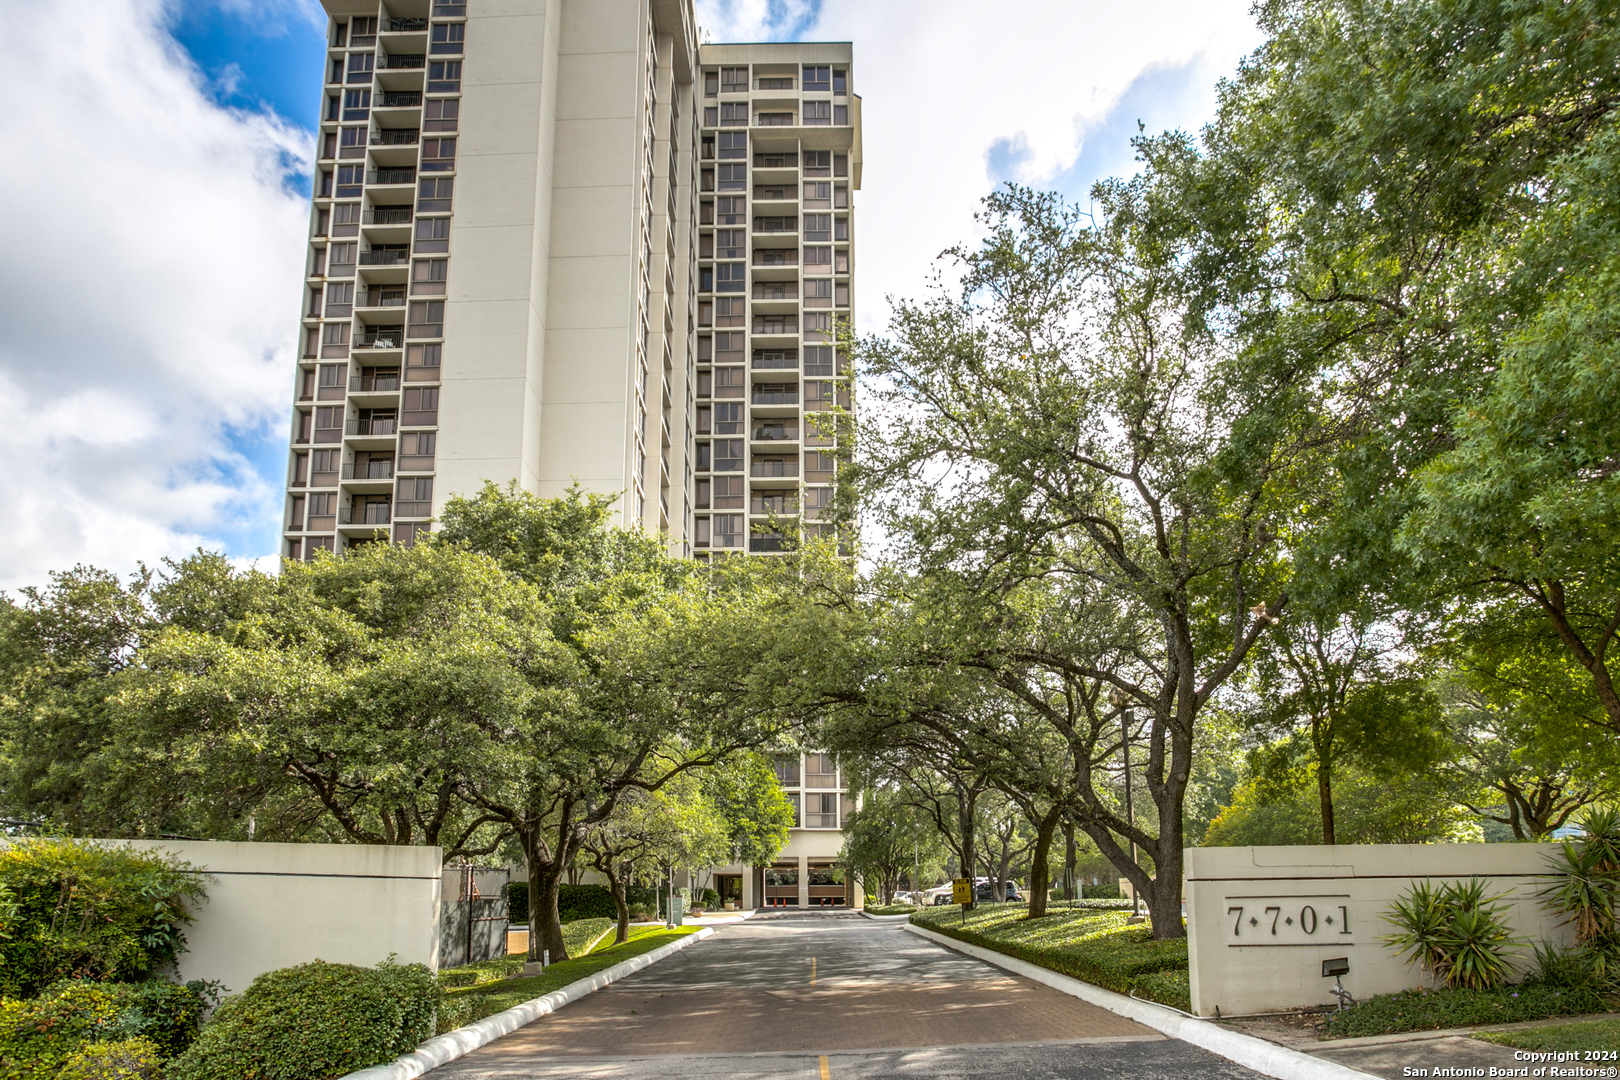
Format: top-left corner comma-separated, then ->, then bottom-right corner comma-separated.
282,0 -> 858,560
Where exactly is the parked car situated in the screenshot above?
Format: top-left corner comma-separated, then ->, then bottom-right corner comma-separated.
975,881 -> 1022,902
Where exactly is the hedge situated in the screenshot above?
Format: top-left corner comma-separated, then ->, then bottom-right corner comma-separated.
165,960 -> 438,1080
0,980 -> 210,1080
507,883 -> 660,925
1324,984 -> 1608,1038
60,1037 -> 162,1080
0,840 -> 206,998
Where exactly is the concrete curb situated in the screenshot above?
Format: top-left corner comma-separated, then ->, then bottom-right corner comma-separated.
904,923 -> 1378,1080
342,927 -> 715,1080
859,911 -> 916,922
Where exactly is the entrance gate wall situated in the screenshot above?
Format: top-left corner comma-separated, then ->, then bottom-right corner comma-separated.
1185,843 -> 1571,1017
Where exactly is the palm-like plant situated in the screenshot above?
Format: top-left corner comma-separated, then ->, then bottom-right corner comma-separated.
1540,807 -> 1620,946
1382,878 -> 1523,989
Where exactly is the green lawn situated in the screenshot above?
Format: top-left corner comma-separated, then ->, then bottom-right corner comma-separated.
911,903 -> 1190,1012
437,918 -> 619,989
436,926 -> 700,1033
1475,1016 -> 1620,1052
1323,985 -> 1610,1039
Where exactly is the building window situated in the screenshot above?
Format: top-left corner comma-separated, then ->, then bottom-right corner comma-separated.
703,106 -> 718,127
834,105 -> 848,126
700,168 -> 715,192
774,754 -> 801,785
714,366 -> 745,399
427,60 -> 461,93
716,229 -> 744,259
804,345 -> 836,376
700,201 -> 715,225
402,386 -> 438,425
717,164 -> 747,191
343,89 -> 371,119
804,246 -> 831,269
407,300 -> 444,338
715,332 -> 745,364
804,213 -> 831,242
834,153 -> 848,178
396,476 -> 434,517
424,98 -> 459,131
720,66 -> 749,93
717,196 -> 746,224
714,438 -> 744,473
803,66 -> 831,92
720,102 -> 748,127
716,263 -> 746,293
804,279 -> 832,308
753,313 -> 797,335
694,516 -> 711,545
411,259 -> 448,295
718,131 -> 747,159
324,281 -> 354,317
405,342 -> 442,380
703,70 -> 718,97
430,23 -> 464,53
329,242 -> 357,271
803,182 -> 831,209
804,150 -> 830,178
414,216 -> 451,252
713,513 -> 744,548
752,348 -> 798,370
756,111 -> 793,126
803,312 -> 832,341
421,137 -> 456,171
699,267 -> 713,293
806,794 -> 839,829
802,101 -> 831,126
714,402 -> 744,434
700,134 -> 715,160
418,177 -> 454,212
757,75 -> 793,90
806,752 -> 839,787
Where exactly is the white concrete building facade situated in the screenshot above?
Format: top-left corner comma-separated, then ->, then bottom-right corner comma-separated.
282,0 -> 859,559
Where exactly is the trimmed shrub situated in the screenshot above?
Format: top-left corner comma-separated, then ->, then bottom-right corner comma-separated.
166,960 -> 438,1080
0,980 -> 210,1080
508,882 -> 662,926
59,1037 -> 162,1080
0,840 -> 206,998
1082,883 -> 1122,899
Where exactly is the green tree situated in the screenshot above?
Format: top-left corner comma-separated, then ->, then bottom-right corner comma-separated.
853,181 -> 1311,935
435,484 -> 806,962
1203,768 -> 1480,847
838,787 -> 946,905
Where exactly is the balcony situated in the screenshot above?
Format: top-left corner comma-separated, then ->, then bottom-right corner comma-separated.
371,129 -> 420,146
367,168 -> 416,186
339,505 -> 392,525
363,207 -> 413,226
358,289 -> 406,308
752,249 -> 798,268
354,327 -> 404,348
345,417 -> 397,436
388,17 -> 429,31
350,372 -> 401,392
750,533 -> 788,553
342,461 -> 395,479
753,422 -> 799,441
380,54 -> 425,70
358,249 -> 409,266
751,456 -> 799,478
751,495 -> 799,514
752,387 -> 799,406
378,91 -> 422,108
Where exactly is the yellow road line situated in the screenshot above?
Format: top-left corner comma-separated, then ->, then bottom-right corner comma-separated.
819,1054 -> 830,1080
810,956 -> 817,987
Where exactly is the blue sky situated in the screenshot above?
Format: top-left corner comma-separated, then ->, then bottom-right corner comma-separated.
0,0 -> 1259,588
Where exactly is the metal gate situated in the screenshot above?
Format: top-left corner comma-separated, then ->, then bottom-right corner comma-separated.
438,863 -> 510,968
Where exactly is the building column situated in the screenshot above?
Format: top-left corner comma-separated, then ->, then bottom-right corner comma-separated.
742,865 -> 755,909
798,855 -> 810,908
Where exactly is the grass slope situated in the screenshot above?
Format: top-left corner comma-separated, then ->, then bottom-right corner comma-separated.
911,903 -> 1190,1012
436,926 -> 698,1033
1475,1016 -> 1620,1052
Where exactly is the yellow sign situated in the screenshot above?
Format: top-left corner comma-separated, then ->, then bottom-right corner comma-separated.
951,878 -> 972,905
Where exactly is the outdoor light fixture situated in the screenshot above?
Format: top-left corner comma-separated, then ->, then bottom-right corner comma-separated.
1322,957 -> 1354,1010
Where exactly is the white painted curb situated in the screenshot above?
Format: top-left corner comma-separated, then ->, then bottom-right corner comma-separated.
905,923 -> 1378,1080
859,911 -> 915,922
343,927 -> 715,1080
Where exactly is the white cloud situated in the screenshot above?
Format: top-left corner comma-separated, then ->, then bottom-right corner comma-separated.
0,0 -> 309,591
698,0 -> 1264,332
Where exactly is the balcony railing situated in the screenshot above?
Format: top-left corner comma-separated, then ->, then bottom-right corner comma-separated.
354,329 -> 404,348
750,535 -> 787,553
753,425 -> 799,441
342,461 -> 396,479
345,417 -> 397,436
752,250 -> 797,267
339,505 -> 392,525
358,249 -> 409,266
751,460 -> 799,478
752,389 -> 799,405
367,168 -> 416,185
379,91 -> 422,108
379,54 -> 425,70
371,129 -> 420,146
363,207 -> 413,225
350,374 -> 401,392
388,17 -> 429,31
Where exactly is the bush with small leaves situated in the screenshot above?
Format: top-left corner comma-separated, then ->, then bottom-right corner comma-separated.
58,1037 -> 162,1080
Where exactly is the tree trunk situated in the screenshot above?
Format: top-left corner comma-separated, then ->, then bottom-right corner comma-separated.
957,788 -> 978,910
1026,807 -> 1062,919
1318,761 -> 1336,846
528,856 -> 569,962
606,862 -> 631,945
1063,823 -> 1075,902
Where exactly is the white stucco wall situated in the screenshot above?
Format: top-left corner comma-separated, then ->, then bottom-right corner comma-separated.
1185,843 -> 1572,1017
118,840 -> 443,997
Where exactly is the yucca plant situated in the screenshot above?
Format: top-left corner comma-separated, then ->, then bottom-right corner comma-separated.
1382,878 -> 1523,989
1540,807 -> 1620,947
